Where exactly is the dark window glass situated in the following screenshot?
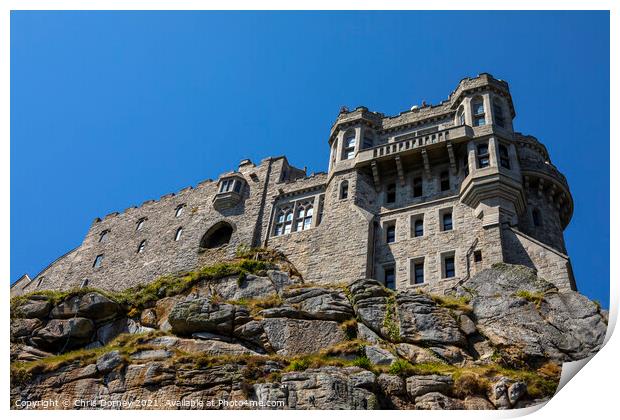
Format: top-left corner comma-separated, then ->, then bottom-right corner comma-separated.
463,155 -> 469,176
413,177 -> 423,197
414,220 -> 424,237
440,171 -> 450,191
444,256 -> 455,278
233,180 -> 242,193
533,209 -> 542,227
477,143 -> 490,168
474,250 -> 482,262
386,183 -> 396,203
340,182 -> 349,199
386,225 -> 396,243
473,116 -> 486,126
414,262 -> 424,284
499,144 -> 511,169
384,267 -> 395,290
442,212 -> 453,231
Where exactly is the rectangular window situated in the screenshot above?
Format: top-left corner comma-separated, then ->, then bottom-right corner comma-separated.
463,155 -> 469,176
499,144 -> 511,169
384,267 -> 395,290
442,212 -> 453,231
473,116 -> 486,127
473,102 -> 485,115
386,224 -> 396,243
477,143 -> 490,168
93,254 -> 104,269
474,250 -> 482,262
220,179 -> 233,193
413,177 -> 423,198
386,183 -> 396,204
413,219 -> 423,237
444,256 -> 455,278
413,260 -> 425,284
440,171 -> 450,191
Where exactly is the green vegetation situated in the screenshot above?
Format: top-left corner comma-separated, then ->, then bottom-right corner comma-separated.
515,290 -> 546,308
340,318 -> 358,340
11,246 -> 286,317
226,293 -> 283,316
351,356 -> 372,369
382,295 -> 401,342
431,294 -> 472,313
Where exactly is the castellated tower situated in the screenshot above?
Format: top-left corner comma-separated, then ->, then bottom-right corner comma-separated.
11,74 -> 576,296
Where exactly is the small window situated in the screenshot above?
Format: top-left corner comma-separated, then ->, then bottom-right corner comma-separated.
136,218 -> 146,231
413,260 -> 425,285
472,98 -> 485,127
99,230 -> 109,243
93,254 -> 104,269
343,131 -> 356,160
174,227 -> 183,241
533,209 -> 542,227
493,99 -> 505,128
474,250 -> 482,262
499,144 -> 511,169
442,212 -> 453,231
477,143 -> 490,168
80,279 -> 89,289
444,256 -> 456,278
440,171 -> 450,191
36,276 -> 45,288
175,205 -> 185,218
386,224 -> 396,243
413,177 -> 423,198
386,183 -> 396,204
219,179 -> 234,193
384,266 -> 395,290
137,240 -> 146,253
340,181 -> 349,199
413,219 -> 424,238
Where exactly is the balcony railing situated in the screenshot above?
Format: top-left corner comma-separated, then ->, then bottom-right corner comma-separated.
355,125 -> 473,165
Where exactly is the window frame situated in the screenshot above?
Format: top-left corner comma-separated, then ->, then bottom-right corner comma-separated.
412,176 -> 423,198
385,183 -> 396,204
498,143 -> 511,169
343,131 -> 356,160
93,254 -> 104,269
476,142 -> 490,168
137,240 -> 147,254
440,171 -> 450,192
175,204 -> 185,218
411,257 -> 425,285
383,265 -> 396,290
174,227 -> 183,242
339,181 -> 349,200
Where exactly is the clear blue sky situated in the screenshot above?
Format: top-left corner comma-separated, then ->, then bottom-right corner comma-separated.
11,11 -> 610,307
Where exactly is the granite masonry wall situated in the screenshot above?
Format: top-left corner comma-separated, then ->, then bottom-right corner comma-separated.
12,74 -> 578,296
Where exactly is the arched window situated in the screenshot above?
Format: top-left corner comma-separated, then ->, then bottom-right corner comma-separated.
99,230 -> 109,243
339,181 -> 349,199
456,106 -> 465,125
174,227 -> 183,241
200,222 -> 234,248
343,130 -> 356,160
493,98 -> 505,128
471,97 -> 486,126
532,209 -> 542,227
136,218 -> 146,231
137,240 -> 147,253
175,204 -> 185,218
295,202 -> 313,231
274,207 -> 293,236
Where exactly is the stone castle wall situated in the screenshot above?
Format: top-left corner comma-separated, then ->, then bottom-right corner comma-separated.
12,74 -> 578,296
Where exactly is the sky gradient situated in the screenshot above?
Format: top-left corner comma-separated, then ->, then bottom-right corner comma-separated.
11,11 -> 610,307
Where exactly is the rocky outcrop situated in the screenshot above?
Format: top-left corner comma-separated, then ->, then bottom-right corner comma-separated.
10,262 -> 607,410
458,264 -> 607,363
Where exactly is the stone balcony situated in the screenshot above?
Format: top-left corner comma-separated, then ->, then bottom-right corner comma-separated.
354,125 -> 474,167
212,190 -> 243,210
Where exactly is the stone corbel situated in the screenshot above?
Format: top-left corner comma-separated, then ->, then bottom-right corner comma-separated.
395,156 -> 405,186
446,142 -> 457,175
371,161 -> 381,192
421,148 -> 431,178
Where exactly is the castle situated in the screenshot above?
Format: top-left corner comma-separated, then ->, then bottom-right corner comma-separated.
11,74 -> 577,296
